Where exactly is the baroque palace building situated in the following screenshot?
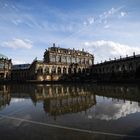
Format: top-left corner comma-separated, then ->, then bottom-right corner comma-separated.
1,44 -> 140,82
0,54 -> 12,80
11,43 -> 94,81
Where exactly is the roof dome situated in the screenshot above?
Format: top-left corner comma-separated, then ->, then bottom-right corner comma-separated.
0,54 -> 8,59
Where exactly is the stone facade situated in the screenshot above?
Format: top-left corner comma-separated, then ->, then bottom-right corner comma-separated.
8,45 -> 140,82
34,44 -> 94,81
0,54 -> 12,81
11,64 -> 30,81
92,53 -> 140,81
11,44 -> 94,81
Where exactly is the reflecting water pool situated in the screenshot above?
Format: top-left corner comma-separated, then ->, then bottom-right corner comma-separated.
0,84 -> 140,140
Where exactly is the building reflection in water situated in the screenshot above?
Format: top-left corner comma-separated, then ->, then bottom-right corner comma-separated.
92,85 -> 140,105
30,85 -> 96,120
1,84 -> 140,120
0,85 -> 11,110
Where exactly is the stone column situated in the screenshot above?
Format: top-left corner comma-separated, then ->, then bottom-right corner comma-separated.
49,66 -> 52,74
66,67 -> 68,74
56,67 -> 58,74
61,66 -> 63,74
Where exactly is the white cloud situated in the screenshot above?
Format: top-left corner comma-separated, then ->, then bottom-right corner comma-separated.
2,38 -> 33,49
82,7 -> 121,32
88,17 -> 94,25
12,60 -> 26,64
11,98 -> 25,103
120,11 -> 127,17
99,7 -> 121,21
65,8 -> 120,44
104,24 -> 110,29
84,40 -> 140,62
87,101 -> 140,121
83,7 -> 119,27
83,17 -> 94,26
97,7 -> 125,26
12,19 -> 22,25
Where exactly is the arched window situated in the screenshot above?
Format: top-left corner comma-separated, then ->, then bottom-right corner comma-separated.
129,63 -> 133,71
78,68 -> 81,74
116,65 -> 120,72
122,65 -> 125,71
82,68 -> 85,74
74,68 -> 77,74
51,66 -> 56,74
44,67 -> 49,74
63,67 -> 67,74
58,67 -> 61,74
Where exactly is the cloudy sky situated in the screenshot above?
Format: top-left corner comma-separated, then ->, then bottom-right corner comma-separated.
0,0 -> 140,64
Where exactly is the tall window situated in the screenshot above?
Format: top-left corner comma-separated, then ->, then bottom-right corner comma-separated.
86,59 -> 89,64
81,58 -> 85,64
50,55 -> 55,62
72,57 -> 75,63
61,56 -> 66,63
77,58 -> 81,64
56,55 -> 61,62
0,63 -> 4,69
67,56 -> 71,63
4,64 -> 8,69
89,59 -> 93,65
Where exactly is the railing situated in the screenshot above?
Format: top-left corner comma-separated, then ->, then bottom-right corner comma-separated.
95,54 -> 140,66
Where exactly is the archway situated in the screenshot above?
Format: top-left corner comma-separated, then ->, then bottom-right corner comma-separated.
63,67 -> 67,74
78,68 -> 81,74
68,68 -> 72,74
58,67 -> 61,74
44,67 -> 49,74
51,67 -> 56,74
82,68 -> 85,74
74,68 -> 77,74
38,67 -> 43,75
